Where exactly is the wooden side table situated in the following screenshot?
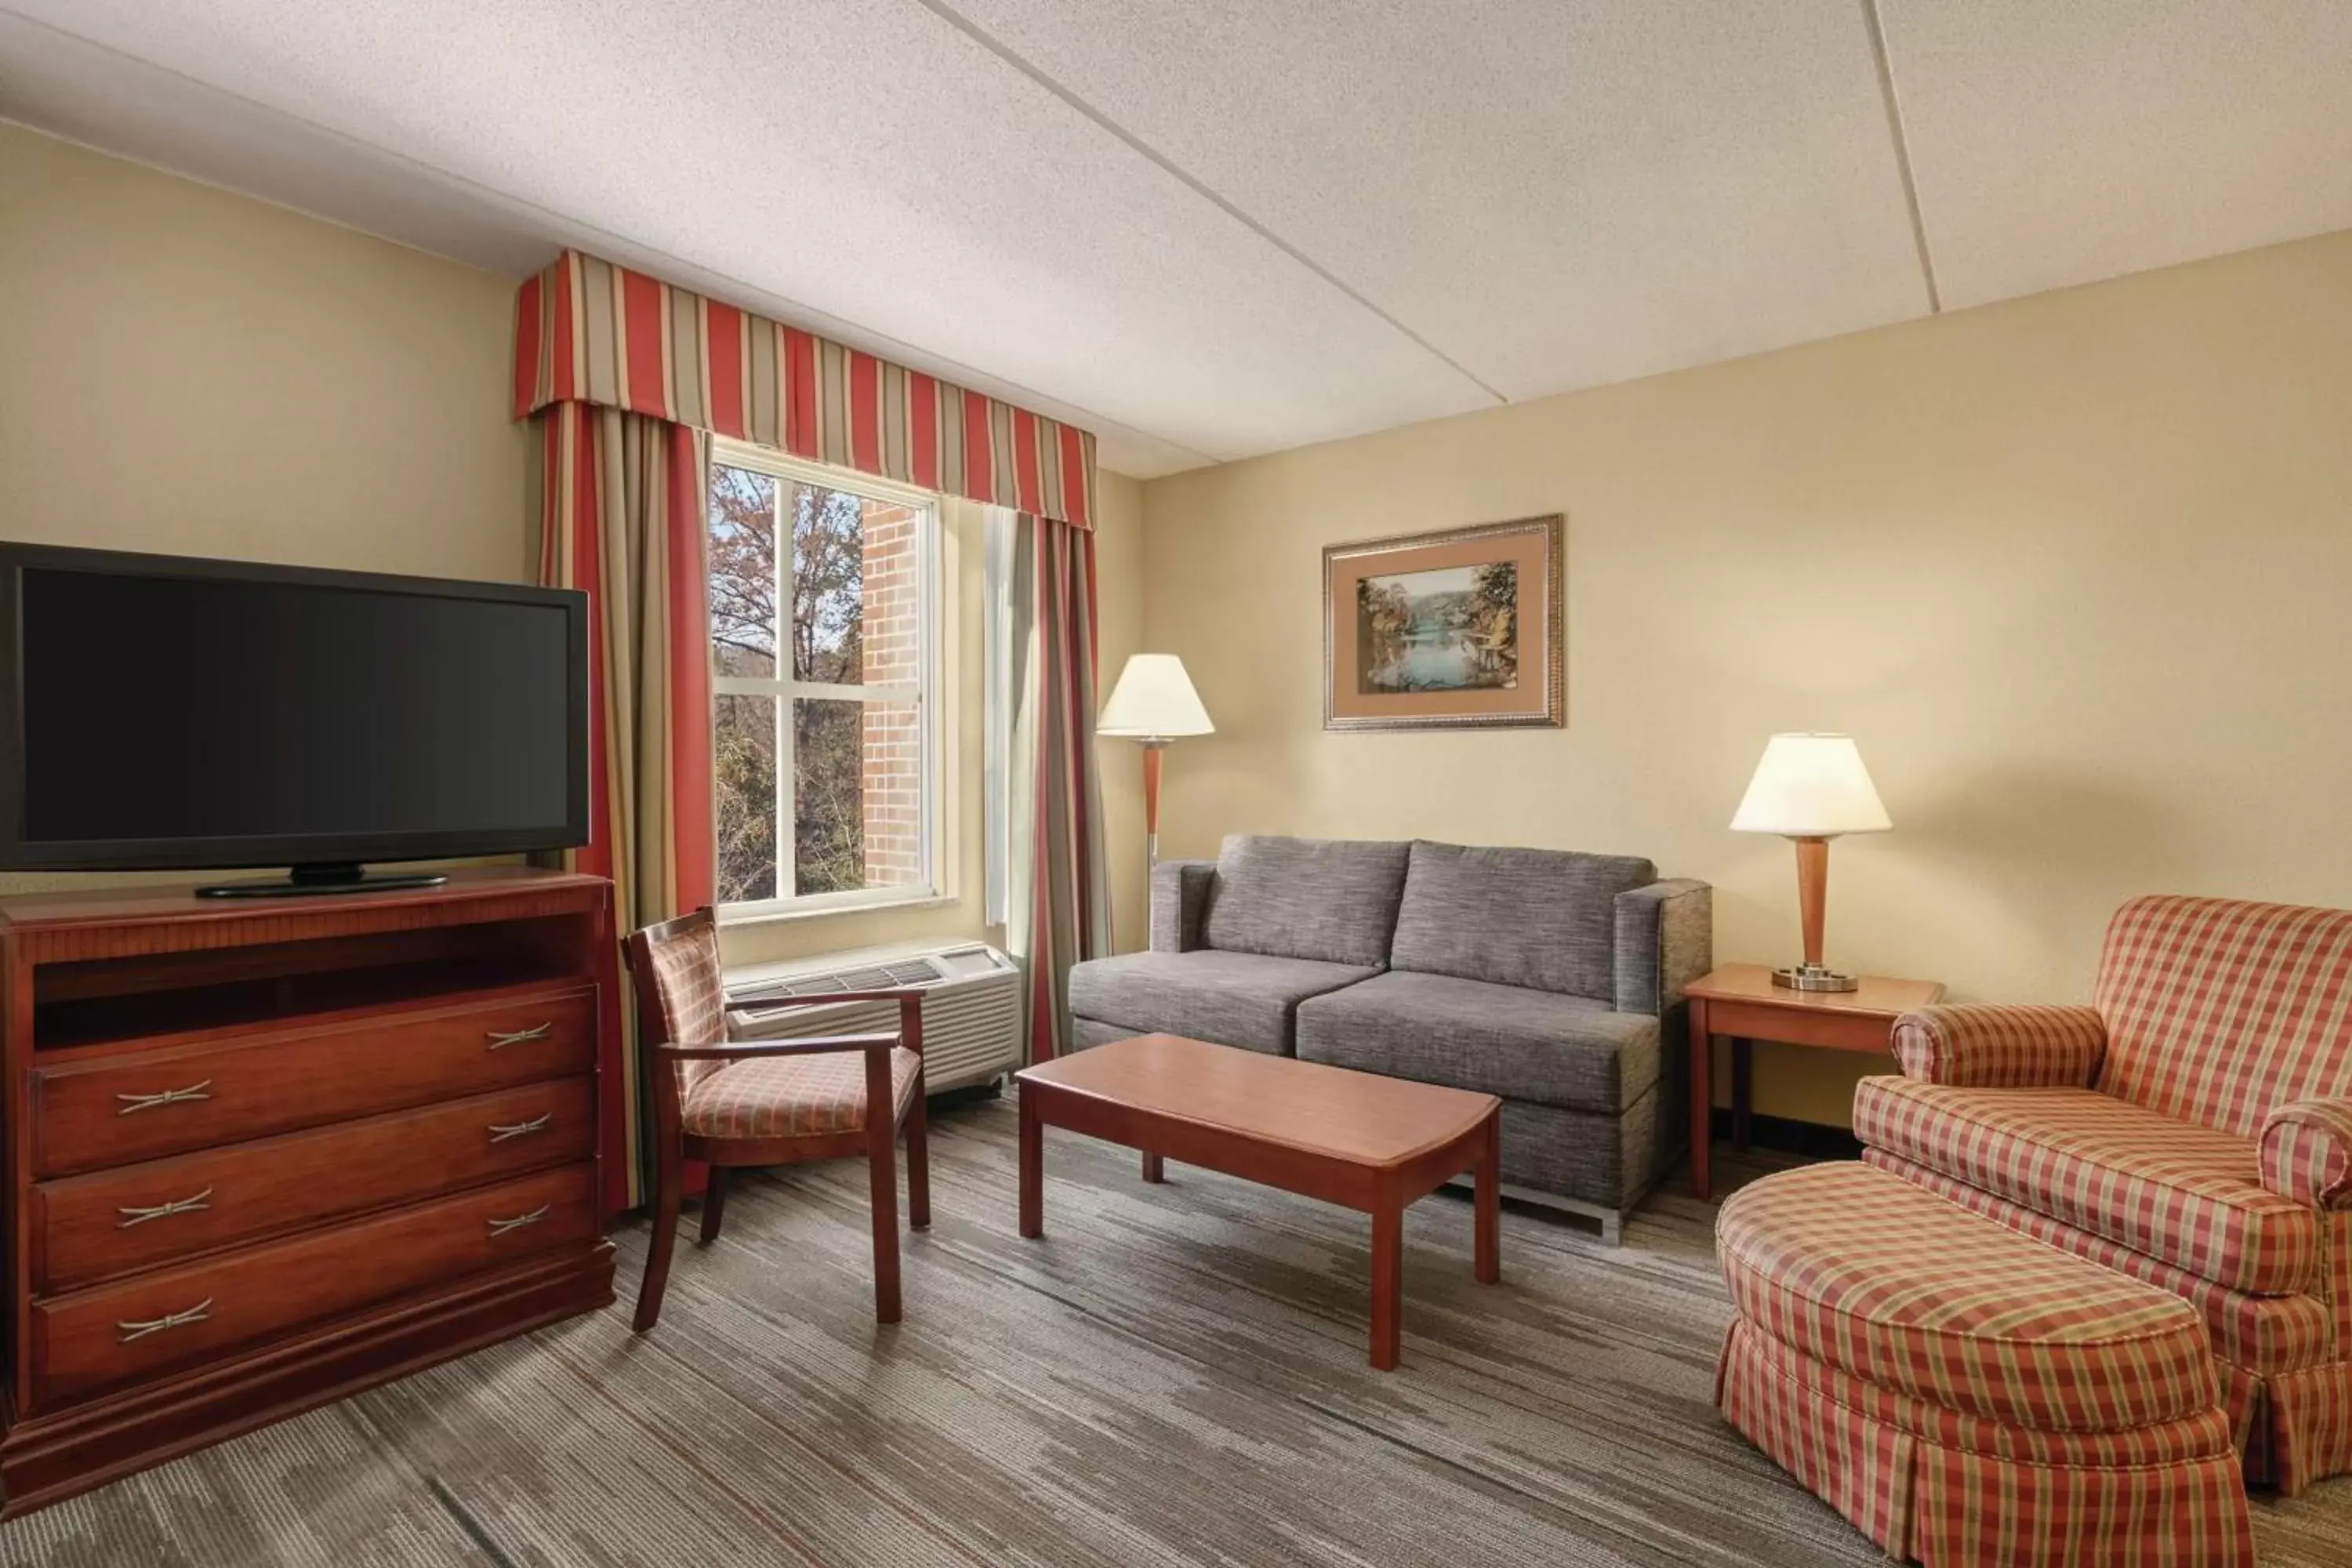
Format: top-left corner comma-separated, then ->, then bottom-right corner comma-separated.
1685,963 -> 1945,1201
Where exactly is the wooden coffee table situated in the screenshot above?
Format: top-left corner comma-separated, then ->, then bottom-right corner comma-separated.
1014,1034 -> 1502,1370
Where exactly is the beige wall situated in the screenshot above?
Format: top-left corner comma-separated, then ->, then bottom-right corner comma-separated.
1139,230 -> 2352,1127
719,470 -> 1149,969
0,123 -> 526,580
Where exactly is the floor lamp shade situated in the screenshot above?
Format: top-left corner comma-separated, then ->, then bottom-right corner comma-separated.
1097,655 -> 1213,871
1730,733 -> 1889,992
1097,654 -> 1214,740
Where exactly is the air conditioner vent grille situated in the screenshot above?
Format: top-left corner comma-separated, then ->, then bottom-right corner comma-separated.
756,958 -> 942,998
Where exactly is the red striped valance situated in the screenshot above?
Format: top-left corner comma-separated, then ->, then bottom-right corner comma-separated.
514,250 -> 1096,530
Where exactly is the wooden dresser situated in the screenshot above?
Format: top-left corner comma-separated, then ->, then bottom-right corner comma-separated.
0,868 -> 618,1515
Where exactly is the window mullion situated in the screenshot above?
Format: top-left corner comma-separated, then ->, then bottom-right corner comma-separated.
772,479 -> 795,900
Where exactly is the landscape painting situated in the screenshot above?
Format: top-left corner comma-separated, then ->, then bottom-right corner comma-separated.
1357,561 -> 1519,694
1323,515 -> 1563,731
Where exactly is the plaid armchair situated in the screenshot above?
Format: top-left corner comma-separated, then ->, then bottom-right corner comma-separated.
1854,895 -> 2352,1496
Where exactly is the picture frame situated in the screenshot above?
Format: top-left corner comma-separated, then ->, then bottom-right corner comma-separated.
1323,514 -> 1563,732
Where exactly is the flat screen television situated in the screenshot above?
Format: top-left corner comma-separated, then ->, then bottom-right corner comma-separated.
0,543 -> 590,897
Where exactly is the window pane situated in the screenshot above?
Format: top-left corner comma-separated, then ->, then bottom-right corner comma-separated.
787,483 -> 924,688
713,694 -> 778,903
789,482 -> 863,684
709,465 -> 778,678
793,697 -> 924,896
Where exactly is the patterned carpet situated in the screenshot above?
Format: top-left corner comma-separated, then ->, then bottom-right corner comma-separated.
5,1092 -> 2349,1567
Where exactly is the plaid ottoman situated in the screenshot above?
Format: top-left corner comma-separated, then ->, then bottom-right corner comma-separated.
1715,1162 -> 2252,1567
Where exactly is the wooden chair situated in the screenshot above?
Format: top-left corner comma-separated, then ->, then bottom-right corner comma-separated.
623,906 -> 929,1330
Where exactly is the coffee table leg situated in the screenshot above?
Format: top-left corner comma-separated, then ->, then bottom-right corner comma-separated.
1370,1200 -> 1403,1371
1474,1111 -> 1500,1286
1018,1087 -> 1044,1239
1140,1151 -> 1163,1183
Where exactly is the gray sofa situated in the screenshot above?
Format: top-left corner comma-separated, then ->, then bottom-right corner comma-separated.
1066,835 -> 1712,1241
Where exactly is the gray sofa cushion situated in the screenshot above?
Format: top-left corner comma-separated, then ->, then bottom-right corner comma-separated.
1294,970 -> 1661,1114
1068,949 -> 1379,1056
1202,835 -> 1410,968
1388,841 -> 1655,1000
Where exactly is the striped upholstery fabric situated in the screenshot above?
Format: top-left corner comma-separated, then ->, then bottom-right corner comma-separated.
1717,1163 -> 2216,1432
681,1047 -> 921,1140
1864,1151 -> 2336,1374
1889,1004 -> 2104,1087
639,913 -> 730,1091
1853,1077 -> 2315,1294
2094,895 -> 2352,1140
2260,1097 -> 2352,1209
1715,1163 -> 2252,1566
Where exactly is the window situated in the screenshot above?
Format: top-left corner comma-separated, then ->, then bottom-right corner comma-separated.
707,440 -> 939,917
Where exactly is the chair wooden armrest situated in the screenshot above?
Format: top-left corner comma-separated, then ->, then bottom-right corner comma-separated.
652,1034 -> 902,1062
722,989 -> 926,1054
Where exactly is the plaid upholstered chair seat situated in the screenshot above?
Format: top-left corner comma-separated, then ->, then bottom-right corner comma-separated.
1856,1080 -> 2319,1294
1857,895 -> 2352,1498
681,1047 -> 924,1139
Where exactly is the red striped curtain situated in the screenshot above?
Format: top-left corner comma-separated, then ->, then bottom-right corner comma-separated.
516,250 -> 1097,530
1006,513 -> 1112,1062
514,250 -> 1106,1191
531,402 -> 714,1213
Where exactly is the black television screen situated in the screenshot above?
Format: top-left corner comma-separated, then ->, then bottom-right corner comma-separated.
0,545 -> 589,880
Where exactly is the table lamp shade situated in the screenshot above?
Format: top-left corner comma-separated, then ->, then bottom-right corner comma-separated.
1097,654 -> 1214,739
1730,733 -> 1891,838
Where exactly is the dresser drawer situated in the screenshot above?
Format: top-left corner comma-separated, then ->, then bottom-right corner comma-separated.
31,1163 -> 597,1411
32,988 -> 596,1178
32,1077 -> 595,1294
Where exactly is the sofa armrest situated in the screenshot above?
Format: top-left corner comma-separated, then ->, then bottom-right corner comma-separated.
1149,859 -> 1217,953
2259,1098 -> 2352,1210
1890,1004 -> 2105,1087
1613,879 -> 1711,1017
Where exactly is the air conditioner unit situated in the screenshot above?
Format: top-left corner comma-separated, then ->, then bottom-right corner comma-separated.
726,939 -> 1023,1093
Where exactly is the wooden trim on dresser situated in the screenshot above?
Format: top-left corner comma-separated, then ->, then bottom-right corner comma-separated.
0,868 -> 618,1518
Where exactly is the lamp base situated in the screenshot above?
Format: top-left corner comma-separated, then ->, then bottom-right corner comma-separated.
1771,963 -> 1860,993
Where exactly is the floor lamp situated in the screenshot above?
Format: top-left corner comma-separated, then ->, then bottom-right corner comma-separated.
1096,654 -> 1214,869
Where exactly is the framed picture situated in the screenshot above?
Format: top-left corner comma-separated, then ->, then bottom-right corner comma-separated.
1323,514 -> 1563,731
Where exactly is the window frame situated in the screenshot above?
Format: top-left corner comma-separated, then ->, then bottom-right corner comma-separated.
707,437 -> 944,924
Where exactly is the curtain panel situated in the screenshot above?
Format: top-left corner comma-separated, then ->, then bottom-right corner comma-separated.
516,249 -> 1098,530
530,401 -> 715,1213
1006,512 -> 1112,1062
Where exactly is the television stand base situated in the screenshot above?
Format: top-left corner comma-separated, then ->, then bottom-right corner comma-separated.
193,864 -> 451,898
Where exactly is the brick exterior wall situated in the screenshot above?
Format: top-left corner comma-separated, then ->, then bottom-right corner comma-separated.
860,503 -> 924,887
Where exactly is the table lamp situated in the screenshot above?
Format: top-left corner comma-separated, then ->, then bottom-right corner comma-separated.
1096,654 -> 1214,867
1730,732 -> 1890,993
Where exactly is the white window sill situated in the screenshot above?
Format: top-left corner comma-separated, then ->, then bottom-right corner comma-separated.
716,891 -> 959,930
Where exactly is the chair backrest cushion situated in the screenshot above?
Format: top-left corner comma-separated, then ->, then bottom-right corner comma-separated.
630,909 -> 731,1090
2094,895 -> 2352,1138
1388,840 -> 1656,1000
1203,835 -> 1411,967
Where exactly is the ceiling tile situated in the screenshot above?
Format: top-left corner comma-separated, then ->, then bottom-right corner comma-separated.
2,0 -> 1501,470
939,0 -> 1933,399
1878,0 -> 2352,310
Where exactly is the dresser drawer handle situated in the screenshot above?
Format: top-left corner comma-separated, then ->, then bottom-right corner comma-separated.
486,1022 -> 554,1049
118,1298 -> 213,1343
114,1080 -> 214,1116
117,1186 -> 215,1229
488,1204 -> 550,1238
488,1112 -> 553,1144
